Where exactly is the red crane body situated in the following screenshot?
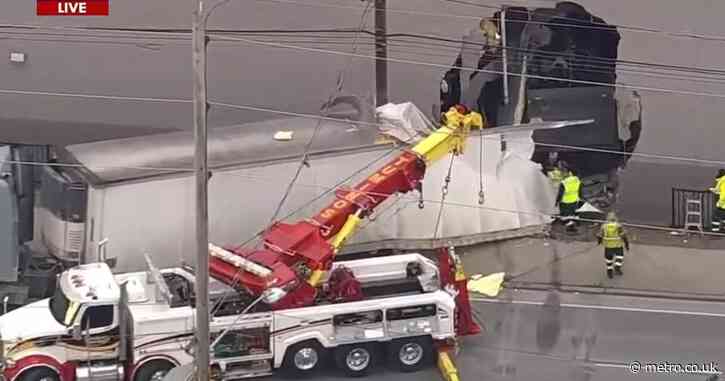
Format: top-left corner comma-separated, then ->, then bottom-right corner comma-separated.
209,150 -> 427,309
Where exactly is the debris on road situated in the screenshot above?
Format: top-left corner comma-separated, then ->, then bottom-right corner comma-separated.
468,272 -> 506,297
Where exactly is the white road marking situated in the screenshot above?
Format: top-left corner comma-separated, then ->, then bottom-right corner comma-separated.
591,363 -> 629,369
471,297 -> 725,318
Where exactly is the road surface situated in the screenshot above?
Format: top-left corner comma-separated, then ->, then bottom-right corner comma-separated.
266,289 -> 725,381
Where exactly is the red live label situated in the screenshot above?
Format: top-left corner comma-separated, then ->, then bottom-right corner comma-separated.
37,0 -> 109,15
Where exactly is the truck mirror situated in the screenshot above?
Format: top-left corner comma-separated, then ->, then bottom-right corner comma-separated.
97,238 -> 110,263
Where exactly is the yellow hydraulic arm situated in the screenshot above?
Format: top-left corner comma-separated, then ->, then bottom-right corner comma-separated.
412,106 -> 485,163
327,106 -> 485,254
308,107 -> 485,287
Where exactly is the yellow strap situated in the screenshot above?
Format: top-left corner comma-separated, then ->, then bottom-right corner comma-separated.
65,301 -> 80,326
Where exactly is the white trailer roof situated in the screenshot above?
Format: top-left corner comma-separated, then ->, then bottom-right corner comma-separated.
57,97 -> 384,186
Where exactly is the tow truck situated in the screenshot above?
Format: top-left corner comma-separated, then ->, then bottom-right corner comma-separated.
0,106 -> 590,380
0,248 -> 462,381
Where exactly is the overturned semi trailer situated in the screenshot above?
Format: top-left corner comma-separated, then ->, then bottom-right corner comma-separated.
440,1 -> 643,209
39,99 -> 554,273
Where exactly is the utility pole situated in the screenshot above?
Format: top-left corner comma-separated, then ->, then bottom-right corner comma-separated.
192,0 -> 210,380
374,0 -> 388,106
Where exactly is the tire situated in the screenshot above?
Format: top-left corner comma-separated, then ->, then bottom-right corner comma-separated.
334,343 -> 378,377
282,340 -> 326,376
134,359 -> 176,381
18,367 -> 60,381
386,336 -> 434,372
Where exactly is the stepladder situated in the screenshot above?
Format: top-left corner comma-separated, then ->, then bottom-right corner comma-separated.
684,198 -> 704,235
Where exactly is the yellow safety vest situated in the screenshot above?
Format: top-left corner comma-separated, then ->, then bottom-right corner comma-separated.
601,222 -> 624,248
716,176 -> 725,209
561,175 -> 581,204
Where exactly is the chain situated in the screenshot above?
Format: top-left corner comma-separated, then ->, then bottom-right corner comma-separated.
433,154 -> 457,238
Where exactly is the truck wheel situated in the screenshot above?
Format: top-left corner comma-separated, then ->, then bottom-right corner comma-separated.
18,367 -> 59,381
386,336 -> 433,372
334,343 -> 378,377
134,359 -> 176,381
282,340 -> 326,376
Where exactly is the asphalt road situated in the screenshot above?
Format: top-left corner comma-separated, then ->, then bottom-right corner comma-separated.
267,289 -> 725,381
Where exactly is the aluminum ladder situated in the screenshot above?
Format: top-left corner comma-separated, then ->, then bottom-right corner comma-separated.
684,198 -> 704,235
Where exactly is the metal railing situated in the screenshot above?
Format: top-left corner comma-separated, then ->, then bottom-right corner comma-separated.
671,188 -> 715,229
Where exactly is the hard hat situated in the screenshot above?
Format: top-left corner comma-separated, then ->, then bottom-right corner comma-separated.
607,212 -> 617,222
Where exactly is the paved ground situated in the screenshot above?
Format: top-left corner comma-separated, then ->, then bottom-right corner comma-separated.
263,289 -> 725,381
156,228 -> 725,381
262,232 -> 725,381
457,228 -> 725,298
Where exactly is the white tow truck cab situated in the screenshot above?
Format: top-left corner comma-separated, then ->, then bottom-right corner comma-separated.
0,252 -> 459,381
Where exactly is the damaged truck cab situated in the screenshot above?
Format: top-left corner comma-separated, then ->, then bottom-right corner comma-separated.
440,1 -> 643,209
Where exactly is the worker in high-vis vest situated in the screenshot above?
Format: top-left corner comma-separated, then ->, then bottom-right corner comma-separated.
597,212 -> 630,279
555,167 -> 583,231
709,169 -> 725,232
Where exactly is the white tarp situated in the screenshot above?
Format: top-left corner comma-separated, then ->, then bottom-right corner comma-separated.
347,103 -> 555,244
375,102 -> 436,143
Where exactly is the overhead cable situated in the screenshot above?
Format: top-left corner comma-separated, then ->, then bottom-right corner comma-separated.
2,87 -> 725,166
207,33 -> 725,99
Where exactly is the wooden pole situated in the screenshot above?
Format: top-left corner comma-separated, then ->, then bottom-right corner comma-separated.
375,0 -> 388,106
192,1 -> 210,379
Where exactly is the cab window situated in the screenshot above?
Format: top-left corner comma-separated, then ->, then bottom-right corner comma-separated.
80,305 -> 114,329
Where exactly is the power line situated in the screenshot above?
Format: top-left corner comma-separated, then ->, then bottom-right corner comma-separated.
265,0 -> 725,44
444,0 -> 725,42
259,0 -> 479,20
372,43 -> 725,86
258,0 -> 725,43
208,33 -> 725,99
5,23 -> 725,77
8,0 -> 725,45
267,1 -> 373,225
6,23 -> 725,82
212,1 -> 375,319
230,145 -> 405,250
2,86 -> 725,167
6,30 -> 725,86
